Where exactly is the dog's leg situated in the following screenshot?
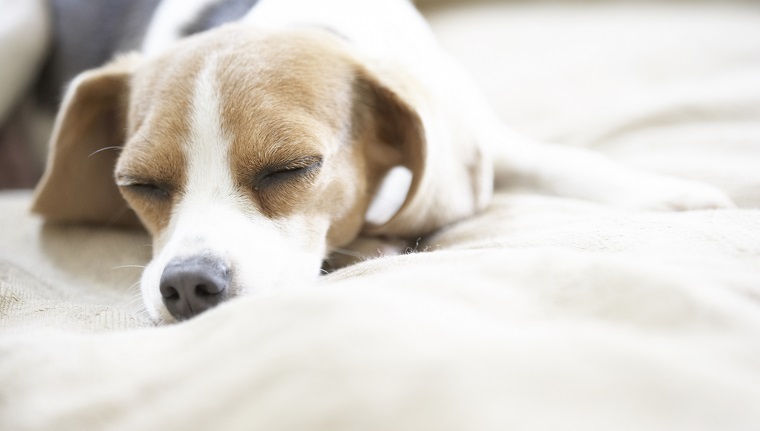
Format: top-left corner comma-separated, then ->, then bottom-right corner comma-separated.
491,125 -> 735,210
0,0 -> 49,123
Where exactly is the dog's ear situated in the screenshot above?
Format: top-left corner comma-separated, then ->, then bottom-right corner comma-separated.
355,65 -> 492,239
31,54 -> 143,228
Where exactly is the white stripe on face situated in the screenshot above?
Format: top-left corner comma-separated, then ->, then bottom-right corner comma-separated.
185,54 -> 239,209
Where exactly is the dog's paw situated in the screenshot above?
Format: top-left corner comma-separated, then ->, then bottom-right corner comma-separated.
615,176 -> 736,211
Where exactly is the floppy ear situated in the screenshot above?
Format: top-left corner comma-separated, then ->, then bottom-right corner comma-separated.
31,54 -> 143,228
356,66 -> 492,239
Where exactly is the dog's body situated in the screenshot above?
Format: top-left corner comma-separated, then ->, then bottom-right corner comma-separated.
3,0 -> 732,323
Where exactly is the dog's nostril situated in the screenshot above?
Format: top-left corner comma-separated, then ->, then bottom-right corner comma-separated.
195,284 -> 211,297
160,284 -> 180,300
159,256 -> 230,320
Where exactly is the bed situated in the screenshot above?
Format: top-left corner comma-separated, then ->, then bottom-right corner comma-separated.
1,1 -> 760,429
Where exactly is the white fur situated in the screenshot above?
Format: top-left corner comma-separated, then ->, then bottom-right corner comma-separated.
142,0 -> 225,57
491,124 -> 736,211
365,166 -> 412,225
242,0 -> 436,60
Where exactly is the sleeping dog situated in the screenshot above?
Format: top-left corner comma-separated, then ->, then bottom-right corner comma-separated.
26,0 -> 733,322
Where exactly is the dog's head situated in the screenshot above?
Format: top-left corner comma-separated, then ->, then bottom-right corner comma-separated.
32,25 -> 490,322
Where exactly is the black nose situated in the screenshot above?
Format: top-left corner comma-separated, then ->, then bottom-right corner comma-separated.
160,256 -> 230,320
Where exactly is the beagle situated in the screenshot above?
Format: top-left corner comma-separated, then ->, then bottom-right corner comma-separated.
30,0 -> 734,323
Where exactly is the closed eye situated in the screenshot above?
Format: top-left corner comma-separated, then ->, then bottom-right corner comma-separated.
117,179 -> 171,200
255,156 -> 323,189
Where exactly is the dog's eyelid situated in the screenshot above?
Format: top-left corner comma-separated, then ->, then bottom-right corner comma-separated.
264,155 -> 323,176
253,155 -> 323,189
115,174 -> 152,187
115,175 -> 140,188
284,155 -> 321,170
116,175 -> 172,199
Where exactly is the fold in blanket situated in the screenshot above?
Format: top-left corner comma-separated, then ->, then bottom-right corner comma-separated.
2,192 -> 760,430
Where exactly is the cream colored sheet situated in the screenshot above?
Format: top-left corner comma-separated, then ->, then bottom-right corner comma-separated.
2,2 -> 760,430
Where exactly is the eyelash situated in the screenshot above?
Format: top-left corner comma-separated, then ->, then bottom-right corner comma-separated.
255,156 -> 323,190
120,181 -> 171,200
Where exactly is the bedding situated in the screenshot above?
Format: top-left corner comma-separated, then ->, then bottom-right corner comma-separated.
2,1 -> 760,430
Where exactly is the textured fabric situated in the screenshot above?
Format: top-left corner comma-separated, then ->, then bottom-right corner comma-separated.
2,2 -> 760,430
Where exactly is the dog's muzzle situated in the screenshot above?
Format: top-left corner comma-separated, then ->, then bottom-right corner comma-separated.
159,255 -> 230,320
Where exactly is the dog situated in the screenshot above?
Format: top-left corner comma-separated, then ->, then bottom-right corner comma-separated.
19,0 -> 733,323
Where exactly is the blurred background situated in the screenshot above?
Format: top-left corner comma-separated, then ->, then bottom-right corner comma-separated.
1,0 -> 759,203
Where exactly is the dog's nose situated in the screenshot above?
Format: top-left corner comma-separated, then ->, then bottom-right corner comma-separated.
159,256 -> 230,320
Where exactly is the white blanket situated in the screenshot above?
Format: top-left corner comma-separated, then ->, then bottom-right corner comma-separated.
2,2 -> 760,430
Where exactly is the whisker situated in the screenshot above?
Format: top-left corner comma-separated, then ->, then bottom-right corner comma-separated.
329,247 -> 364,258
112,265 -> 147,270
121,297 -> 143,310
135,131 -> 155,146
113,279 -> 158,327
405,237 -> 423,254
122,298 -> 144,310
124,281 -> 141,294
88,146 -> 123,158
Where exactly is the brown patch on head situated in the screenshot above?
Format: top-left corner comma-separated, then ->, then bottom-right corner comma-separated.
205,28 -> 371,247
114,40 -> 215,236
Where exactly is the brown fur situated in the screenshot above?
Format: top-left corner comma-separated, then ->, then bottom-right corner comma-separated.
32,56 -> 141,228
